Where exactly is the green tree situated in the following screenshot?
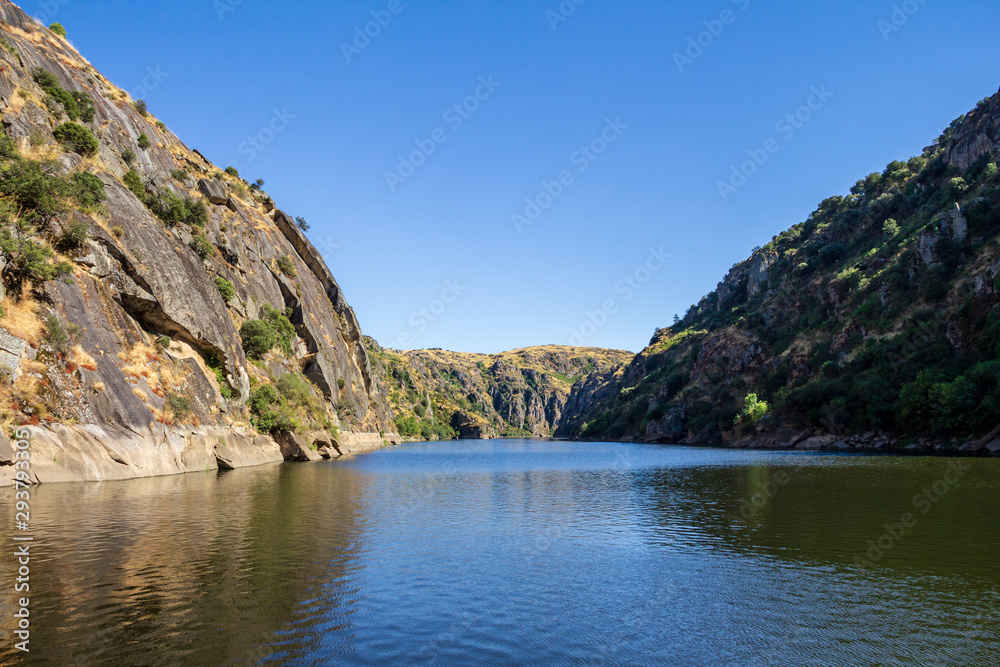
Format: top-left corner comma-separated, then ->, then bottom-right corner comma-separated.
137,133 -> 151,150
48,23 -> 66,38
53,122 -> 98,156
740,393 -> 770,423
240,320 -> 277,359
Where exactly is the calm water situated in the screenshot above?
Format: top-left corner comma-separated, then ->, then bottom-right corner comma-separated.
1,440 -> 999,665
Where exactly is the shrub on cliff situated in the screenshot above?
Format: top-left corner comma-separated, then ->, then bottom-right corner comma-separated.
240,320 -> 277,359
53,122 -> 98,156
0,217 -> 72,295
123,169 -> 145,199
213,276 -> 235,303
48,23 -> 66,38
56,220 -> 89,251
137,133 -> 151,150
188,235 -> 215,259
277,255 -> 296,278
225,166 -> 239,177
69,172 -> 106,209
133,99 -> 148,117
248,384 -> 299,433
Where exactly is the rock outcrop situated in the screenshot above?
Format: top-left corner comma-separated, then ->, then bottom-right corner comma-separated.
564,84 -> 1000,454
0,1 -> 397,481
367,342 -> 633,440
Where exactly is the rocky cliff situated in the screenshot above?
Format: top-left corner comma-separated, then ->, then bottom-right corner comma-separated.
366,341 -> 632,439
0,2 -> 397,482
569,87 -> 1000,455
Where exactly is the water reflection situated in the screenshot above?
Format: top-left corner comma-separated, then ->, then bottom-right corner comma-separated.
0,442 -> 997,665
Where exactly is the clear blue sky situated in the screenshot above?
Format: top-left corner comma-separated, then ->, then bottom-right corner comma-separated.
42,0 -> 1000,353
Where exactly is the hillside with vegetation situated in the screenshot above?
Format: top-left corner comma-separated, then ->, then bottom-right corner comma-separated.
365,340 -> 632,440
0,2 -> 398,482
567,87 -> 1000,454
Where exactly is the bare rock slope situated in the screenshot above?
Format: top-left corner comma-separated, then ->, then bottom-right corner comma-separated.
0,2 -> 397,482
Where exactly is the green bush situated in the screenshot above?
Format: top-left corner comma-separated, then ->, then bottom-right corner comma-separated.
277,255 -> 296,278
53,122 -> 98,156
42,314 -> 81,356
111,226 -> 124,238
248,384 -> 299,433
123,169 -> 145,199
295,216 -> 310,232
239,304 -> 296,359
240,320 -> 277,360
137,133 -> 151,150
213,276 -> 235,303
739,393 -> 769,424
121,148 -> 135,166
984,163 -> 999,183
170,169 -> 189,182
133,99 -> 148,116
145,187 -> 208,227
0,158 -> 68,226
69,171 -> 105,208
225,166 -> 239,177
275,373 -> 313,407
882,218 -> 899,238
0,219 -> 72,295
155,121 -> 166,131
32,68 -> 95,123
188,235 -> 215,259
49,23 -> 66,38
56,220 -> 88,251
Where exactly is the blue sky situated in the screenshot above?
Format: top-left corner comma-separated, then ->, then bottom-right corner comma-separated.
42,0 -> 1000,353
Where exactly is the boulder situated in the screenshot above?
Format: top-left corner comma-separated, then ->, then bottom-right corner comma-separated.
796,434 -> 837,450
0,328 -> 26,379
275,431 -> 322,462
985,438 -> 1000,454
198,178 -> 230,205
215,432 -> 283,469
774,428 -> 810,449
308,430 -> 341,459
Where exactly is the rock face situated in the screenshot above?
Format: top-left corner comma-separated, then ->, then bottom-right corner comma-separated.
367,342 -> 633,440
0,424 -> 283,485
563,85 -> 1000,453
943,88 -> 1000,170
0,1 -> 397,481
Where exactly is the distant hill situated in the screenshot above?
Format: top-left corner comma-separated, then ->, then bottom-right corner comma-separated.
566,87 -> 1000,454
366,341 -> 632,439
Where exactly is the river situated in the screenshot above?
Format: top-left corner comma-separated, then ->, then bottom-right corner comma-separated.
1,439 -> 998,665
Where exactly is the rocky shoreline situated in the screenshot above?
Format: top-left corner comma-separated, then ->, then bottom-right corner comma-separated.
643,425 -> 1000,457
0,424 -> 399,485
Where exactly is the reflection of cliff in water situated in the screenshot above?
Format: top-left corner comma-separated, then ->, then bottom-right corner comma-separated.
634,453 -> 1000,580
0,463 -> 369,665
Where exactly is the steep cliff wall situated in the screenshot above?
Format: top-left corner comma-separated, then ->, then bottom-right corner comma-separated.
569,87 -> 1000,455
366,341 -> 633,439
0,2 -> 397,481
